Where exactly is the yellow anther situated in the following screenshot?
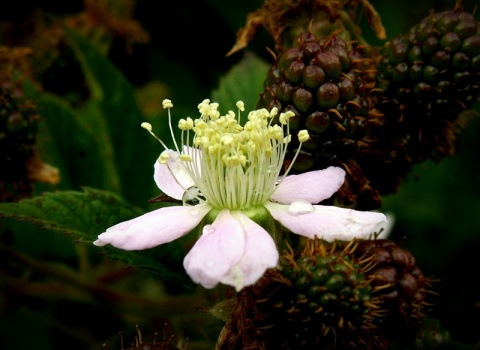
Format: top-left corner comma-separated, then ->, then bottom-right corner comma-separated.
178,117 -> 194,130
162,99 -> 173,109
180,154 -> 193,161
221,135 -> 234,145
271,125 -> 284,140
298,129 -> 310,143
158,151 -> 170,164
279,111 -> 295,125
146,98 -> 307,210
269,107 -> 278,118
236,101 -> 245,112
141,122 -> 152,131
197,99 -> 210,110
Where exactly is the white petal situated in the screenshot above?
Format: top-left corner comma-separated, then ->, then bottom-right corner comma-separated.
224,211 -> 279,291
94,204 -> 211,250
183,209 -> 245,289
265,202 -> 387,242
270,167 -> 346,204
154,150 -> 195,200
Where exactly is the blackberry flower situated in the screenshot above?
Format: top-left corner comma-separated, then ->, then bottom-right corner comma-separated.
94,99 -> 386,291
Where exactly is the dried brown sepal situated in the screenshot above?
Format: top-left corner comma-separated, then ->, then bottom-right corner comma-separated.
359,0 -> 386,40
226,0 -> 386,56
335,159 -> 382,209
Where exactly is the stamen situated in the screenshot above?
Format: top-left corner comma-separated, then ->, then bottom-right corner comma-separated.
158,151 -> 170,164
141,123 -> 170,151
136,325 -> 143,344
236,100 -> 245,111
140,122 -> 152,131
147,98 -> 306,210
162,99 -> 173,109
298,130 -> 310,143
166,105 -> 181,154
273,129 -> 310,193
178,117 -> 194,130
279,110 -> 295,125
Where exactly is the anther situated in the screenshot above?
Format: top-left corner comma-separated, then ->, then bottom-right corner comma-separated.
298,129 -> 310,143
180,154 -> 193,162
141,122 -> 152,131
279,110 -> 295,124
158,151 -> 170,164
236,101 -> 245,111
162,99 -> 173,109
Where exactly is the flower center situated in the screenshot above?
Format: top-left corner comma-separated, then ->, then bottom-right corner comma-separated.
142,99 -> 309,210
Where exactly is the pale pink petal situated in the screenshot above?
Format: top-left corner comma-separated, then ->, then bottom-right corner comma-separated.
270,166 -> 346,204
154,150 -> 195,200
183,209 -> 245,289
93,204 -> 211,250
223,211 -> 279,291
264,202 -> 387,241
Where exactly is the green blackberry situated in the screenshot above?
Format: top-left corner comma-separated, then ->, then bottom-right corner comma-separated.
222,239 -> 389,350
355,6 -> 480,196
257,31 -> 378,173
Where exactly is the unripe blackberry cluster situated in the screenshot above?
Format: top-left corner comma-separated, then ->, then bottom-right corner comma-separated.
219,238 -> 435,349
354,239 -> 435,346
222,239 -> 389,349
257,31 -> 378,172
358,7 -> 480,194
378,9 -> 479,128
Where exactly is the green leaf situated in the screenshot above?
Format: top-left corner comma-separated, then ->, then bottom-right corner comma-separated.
24,82 -> 121,193
0,187 -> 142,240
64,28 -> 160,207
0,188 -> 193,287
211,51 -> 270,112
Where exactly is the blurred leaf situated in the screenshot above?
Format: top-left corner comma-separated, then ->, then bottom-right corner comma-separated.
0,188 -> 193,286
102,241 -> 193,288
211,51 -> 270,112
64,28 -> 159,207
24,82 -> 121,193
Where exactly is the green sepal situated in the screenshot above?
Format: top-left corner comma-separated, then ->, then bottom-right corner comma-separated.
200,205 -> 278,242
243,205 -> 276,237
